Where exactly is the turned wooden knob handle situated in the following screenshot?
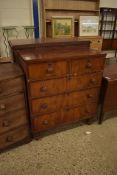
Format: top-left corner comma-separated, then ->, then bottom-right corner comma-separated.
90,78 -> 96,84
86,62 -> 92,68
6,136 -> 13,142
42,120 -> 48,125
64,106 -> 70,111
0,104 -> 6,110
47,64 -> 54,73
2,120 -> 10,127
41,103 -> 48,109
87,94 -> 93,98
40,86 -> 47,92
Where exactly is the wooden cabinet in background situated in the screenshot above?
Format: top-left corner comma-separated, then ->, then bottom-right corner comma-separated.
9,38 -> 106,137
0,63 -> 30,152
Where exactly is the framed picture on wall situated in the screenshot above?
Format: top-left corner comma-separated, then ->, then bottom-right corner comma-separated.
79,16 -> 99,36
52,16 -> 74,38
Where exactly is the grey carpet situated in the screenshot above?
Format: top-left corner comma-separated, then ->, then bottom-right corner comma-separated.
0,114 -> 117,175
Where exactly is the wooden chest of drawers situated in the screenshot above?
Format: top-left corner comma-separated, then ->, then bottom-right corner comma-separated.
0,63 -> 30,151
9,38 -> 106,136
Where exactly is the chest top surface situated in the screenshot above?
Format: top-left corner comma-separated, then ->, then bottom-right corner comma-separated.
9,38 -> 106,64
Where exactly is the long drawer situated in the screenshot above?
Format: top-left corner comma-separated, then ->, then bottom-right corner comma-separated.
0,77 -> 24,97
0,125 -> 29,150
31,88 -> 99,115
0,109 -> 27,134
0,93 -> 26,116
31,103 -> 97,132
29,73 -> 102,98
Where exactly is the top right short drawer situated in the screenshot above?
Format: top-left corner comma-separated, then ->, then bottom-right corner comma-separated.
71,57 -> 105,75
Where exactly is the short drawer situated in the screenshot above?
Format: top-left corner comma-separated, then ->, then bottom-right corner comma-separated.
71,57 -> 105,75
63,88 -> 100,108
31,112 -> 61,132
0,109 -> 27,134
0,93 -> 26,116
31,95 -> 63,115
29,78 -> 66,98
0,125 -> 29,150
0,77 -> 24,97
68,73 -> 102,91
28,61 -> 67,80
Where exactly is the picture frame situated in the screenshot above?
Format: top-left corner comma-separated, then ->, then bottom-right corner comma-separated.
79,16 -> 99,37
52,16 -> 74,38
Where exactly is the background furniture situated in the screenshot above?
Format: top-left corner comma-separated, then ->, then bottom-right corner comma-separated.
78,36 -> 103,51
0,63 -> 30,152
9,38 -> 106,136
99,63 -> 117,124
100,7 -> 117,51
40,0 -> 100,38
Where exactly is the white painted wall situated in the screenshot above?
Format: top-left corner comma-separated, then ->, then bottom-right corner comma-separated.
100,0 -> 117,8
0,0 -> 33,26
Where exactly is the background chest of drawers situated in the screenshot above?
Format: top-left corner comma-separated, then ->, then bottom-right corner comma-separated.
9,38 -> 106,136
0,63 -> 30,151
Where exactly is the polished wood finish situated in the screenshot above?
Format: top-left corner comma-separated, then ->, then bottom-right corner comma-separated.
9,38 -> 106,135
0,63 -> 30,152
0,125 -> 29,150
99,64 -> 117,123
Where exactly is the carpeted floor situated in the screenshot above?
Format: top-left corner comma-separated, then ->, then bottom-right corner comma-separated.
0,113 -> 117,175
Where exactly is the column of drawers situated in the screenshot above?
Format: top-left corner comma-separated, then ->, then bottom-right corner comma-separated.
0,63 -> 30,151
27,57 -> 105,134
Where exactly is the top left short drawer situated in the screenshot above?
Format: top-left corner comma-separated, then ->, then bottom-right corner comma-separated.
28,61 -> 67,80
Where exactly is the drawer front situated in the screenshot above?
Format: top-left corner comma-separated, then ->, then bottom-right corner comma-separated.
28,61 -> 67,80
63,88 -> 100,108
0,125 -> 29,150
31,88 -> 99,115
68,73 -> 102,91
62,103 -> 97,124
0,109 -> 27,134
31,112 -> 61,132
0,77 -> 24,97
72,58 -> 105,75
0,93 -> 26,116
30,78 -> 66,98
31,95 -> 63,115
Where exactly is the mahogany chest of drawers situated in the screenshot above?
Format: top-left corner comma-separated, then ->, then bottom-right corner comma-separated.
9,38 -> 106,136
0,63 -> 30,151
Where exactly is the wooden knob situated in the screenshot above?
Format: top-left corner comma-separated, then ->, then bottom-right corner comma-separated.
42,120 -> 48,125
87,94 -> 93,98
0,104 -> 6,110
40,86 -> 47,92
86,62 -> 92,68
73,73 -> 77,77
64,106 -> 70,111
41,103 -> 48,109
2,120 -> 10,127
47,64 -> 54,73
90,78 -> 96,84
6,136 -> 13,142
